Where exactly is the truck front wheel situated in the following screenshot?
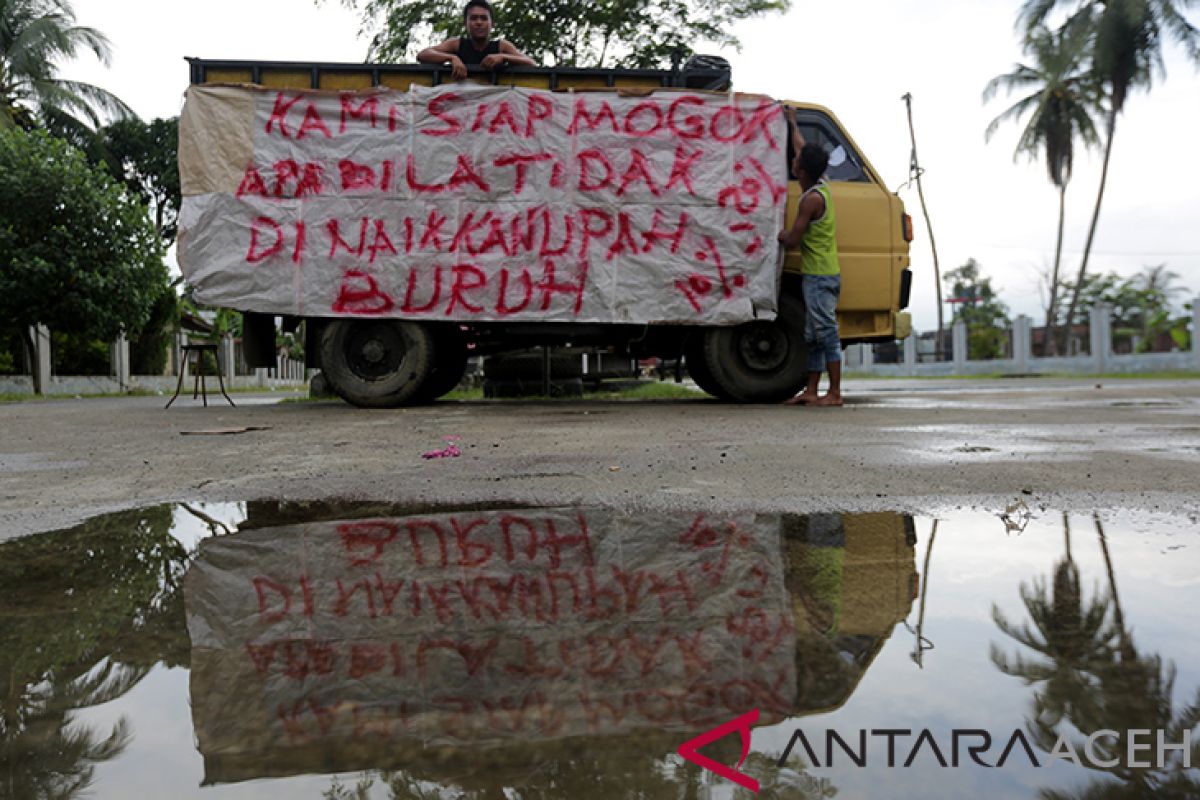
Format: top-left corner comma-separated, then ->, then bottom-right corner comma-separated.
684,336 -> 733,400
701,291 -> 809,403
319,319 -> 434,408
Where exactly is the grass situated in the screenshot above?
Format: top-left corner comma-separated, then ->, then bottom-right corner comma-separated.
843,370 -> 1200,381
0,383 -> 308,403
442,381 -> 705,402
0,388 -> 160,403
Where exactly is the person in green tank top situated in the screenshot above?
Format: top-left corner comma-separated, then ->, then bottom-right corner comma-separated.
778,109 -> 844,407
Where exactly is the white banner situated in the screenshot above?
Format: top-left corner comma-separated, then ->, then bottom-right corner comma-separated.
184,508 -> 795,763
178,84 -> 788,325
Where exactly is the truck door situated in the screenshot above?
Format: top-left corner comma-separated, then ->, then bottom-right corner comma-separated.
785,109 -> 895,315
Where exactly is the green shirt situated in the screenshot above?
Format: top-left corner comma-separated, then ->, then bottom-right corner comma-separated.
800,182 -> 840,276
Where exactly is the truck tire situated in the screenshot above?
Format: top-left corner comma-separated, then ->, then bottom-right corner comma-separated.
684,338 -> 733,400
319,319 -> 434,408
414,326 -> 470,403
308,371 -> 337,398
702,290 -> 808,403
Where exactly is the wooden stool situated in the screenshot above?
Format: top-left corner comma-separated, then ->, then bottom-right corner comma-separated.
166,343 -> 235,409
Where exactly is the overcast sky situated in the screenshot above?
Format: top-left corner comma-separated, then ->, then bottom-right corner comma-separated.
63,0 -> 1200,329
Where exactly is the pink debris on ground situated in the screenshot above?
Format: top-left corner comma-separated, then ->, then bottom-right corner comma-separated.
421,436 -> 462,459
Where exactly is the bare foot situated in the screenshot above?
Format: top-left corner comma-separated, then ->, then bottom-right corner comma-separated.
784,391 -> 818,406
812,392 -> 843,407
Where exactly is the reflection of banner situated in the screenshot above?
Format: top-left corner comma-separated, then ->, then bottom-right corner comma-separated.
178,85 -> 787,324
185,509 -> 796,779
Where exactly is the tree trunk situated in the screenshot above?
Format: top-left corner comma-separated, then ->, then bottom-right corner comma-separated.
1044,183 -> 1067,356
1060,106 -> 1117,355
1094,513 -> 1129,649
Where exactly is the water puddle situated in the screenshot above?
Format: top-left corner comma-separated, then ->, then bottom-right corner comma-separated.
2,502 -> 1198,798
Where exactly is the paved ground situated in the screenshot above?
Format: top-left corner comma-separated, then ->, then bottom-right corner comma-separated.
2,377 -> 1198,540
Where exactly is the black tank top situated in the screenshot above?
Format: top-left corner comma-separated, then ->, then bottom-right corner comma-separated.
456,38 -> 501,66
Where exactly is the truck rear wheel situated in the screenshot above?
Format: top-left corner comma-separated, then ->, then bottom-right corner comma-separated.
702,291 -> 808,403
319,319 -> 434,408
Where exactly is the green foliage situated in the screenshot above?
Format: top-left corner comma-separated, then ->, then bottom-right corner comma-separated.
0,0 -> 133,136
97,117 -> 182,244
279,329 -> 304,362
332,0 -> 790,68
0,127 -> 167,344
944,259 -> 1012,360
50,329 -> 108,375
0,331 -> 22,374
1060,264 -> 1191,351
129,283 -> 179,375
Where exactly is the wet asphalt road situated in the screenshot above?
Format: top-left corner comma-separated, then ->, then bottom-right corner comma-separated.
2,377 -> 1198,540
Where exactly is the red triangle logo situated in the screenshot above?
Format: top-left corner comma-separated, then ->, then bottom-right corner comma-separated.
677,708 -> 761,793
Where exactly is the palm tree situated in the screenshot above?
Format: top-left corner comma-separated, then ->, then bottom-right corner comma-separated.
0,0 -> 133,139
1019,0 -> 1200,354
985,25 -> 1101,355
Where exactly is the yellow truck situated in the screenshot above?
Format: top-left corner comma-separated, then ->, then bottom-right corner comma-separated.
181,58 -> 913,406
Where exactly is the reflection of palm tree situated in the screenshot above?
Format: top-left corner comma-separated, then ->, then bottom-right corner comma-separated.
992,514 -> 1116,732
0,662 -> 134,799
1036,515 -> 1200,798
0,506 -> 194,798
994,513 -> 1200,798
321,752 -> 839,800
736,753 -> 836,799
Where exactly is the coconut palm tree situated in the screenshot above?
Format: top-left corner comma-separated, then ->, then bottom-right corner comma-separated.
1018,0 -> 1200,354
985,24 -> 1102,355
0,0 -> 133,139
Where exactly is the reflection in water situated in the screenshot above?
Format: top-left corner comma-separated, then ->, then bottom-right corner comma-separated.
992,513 -> 1200,799
184,507 -> 917,796
0,507 -> 192,798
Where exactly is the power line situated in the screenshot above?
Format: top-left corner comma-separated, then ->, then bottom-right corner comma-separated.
970,243 -> 1200,257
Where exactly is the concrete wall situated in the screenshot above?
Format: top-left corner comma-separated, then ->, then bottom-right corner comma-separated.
844,300 -> 1200,378
2,329 -> 310,397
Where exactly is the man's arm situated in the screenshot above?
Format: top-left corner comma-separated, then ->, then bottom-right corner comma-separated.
778,191 -> 824,250
786,106 -> 806,151
481,40 -> 537,69
417,39 -> 467,79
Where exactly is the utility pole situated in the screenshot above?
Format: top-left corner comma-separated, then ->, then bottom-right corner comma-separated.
902,93 -> 945,360
911,519 -> 938,668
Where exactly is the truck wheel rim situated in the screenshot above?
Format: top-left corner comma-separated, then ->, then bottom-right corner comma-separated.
736,321 -> 788,372
345,322 -> 407,381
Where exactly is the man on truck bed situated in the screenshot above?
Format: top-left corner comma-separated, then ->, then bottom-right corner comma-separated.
417,0 -> 536,80
780,108 -> 844,408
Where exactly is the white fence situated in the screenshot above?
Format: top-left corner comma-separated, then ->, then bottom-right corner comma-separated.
0,329 -> 310,396
846,301 -> 1200,377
